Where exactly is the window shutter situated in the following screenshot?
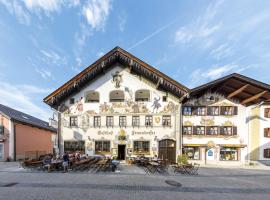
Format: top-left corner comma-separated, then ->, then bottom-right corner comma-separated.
265,108 -> 270,118
264,128 -> 270,137
233,126 -> 237,136
220,126 -> 224,135
63,118 -> 69,127
220,107 -> 225,115
206,126 -> 211,135
207,107 -> 212,115
192,107 -> 198,115
234,107 -> 238,115
193,126 -> 197,135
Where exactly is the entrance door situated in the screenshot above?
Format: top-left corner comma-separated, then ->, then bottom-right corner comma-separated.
158,139 -> 176,163
0,143 -> 3,161
118,145 -> 126,160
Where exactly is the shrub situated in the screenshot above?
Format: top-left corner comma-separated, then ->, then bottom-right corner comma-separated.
177,155 -> 188,164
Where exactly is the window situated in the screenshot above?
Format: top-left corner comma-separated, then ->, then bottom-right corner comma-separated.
208,106 -> 219,116
197,107 -> 206,116
183,107 -> 192,116
162,96 -> 167,102
264,108 -> 270,118
264,149 -> 270,158
119,116 -> 127,127
183,126 -> 192,135
145,115 -> 153,127
220,106 -> 237,116
69,98 -> 75,105
133,141 -> 150,154
106,116 -> 114,127
183,147 -> 200,160
221,126 -> 232,136
64,141 -> 85,153
220,148 -> 238,161
95,141 -> 110,153
0,125 -> 4,135
220,126 -> 237,136
207,126 -> 219,135
109,90 -> 124,102
85,91 -> 99,103
264,128 -> 270,138
194,126 -> 205,135
132,116 -> 140,127
135,89 -> 150,101
93,116 -> 101,127
70,116 -> 78,127
162,115 -> 171,127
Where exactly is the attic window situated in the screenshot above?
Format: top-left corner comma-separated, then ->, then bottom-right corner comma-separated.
70,98 -> 75,105
110,90 -> 124,102
135,90 -> 150,102
22,115 -> 29,119
85,91 -> 99,103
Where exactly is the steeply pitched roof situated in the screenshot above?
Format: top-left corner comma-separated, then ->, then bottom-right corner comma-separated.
44,46 -> 190,108
190,73 -> 270,106
0,104 -> 56,132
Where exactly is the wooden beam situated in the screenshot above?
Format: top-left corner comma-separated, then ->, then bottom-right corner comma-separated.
241,91 -> 268,104
228,84 -> 250,99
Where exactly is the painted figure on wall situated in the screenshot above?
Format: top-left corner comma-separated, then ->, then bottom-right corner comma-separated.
152,96 -> 161,113
112,71 -> 122,88
76,97 -> 83,113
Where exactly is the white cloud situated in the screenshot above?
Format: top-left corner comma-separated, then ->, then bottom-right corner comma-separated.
97,51 -> 104,57
118,12 -> 126,32
82,0 -> 111,31
189,64 -> 249,87
34,67 -> 52,79
22,0 -> 63,13
0,81 -> 51,120
0,0 -> 31,25
40,49 -> 67,66
174,0 -> 224,44
17,85 -> 53,94
210,43 -> 233,60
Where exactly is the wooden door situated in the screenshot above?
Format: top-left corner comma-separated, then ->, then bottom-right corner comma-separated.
158,139 -> 176,163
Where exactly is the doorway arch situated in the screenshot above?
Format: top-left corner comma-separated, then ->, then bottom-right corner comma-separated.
158,139 -> 176,163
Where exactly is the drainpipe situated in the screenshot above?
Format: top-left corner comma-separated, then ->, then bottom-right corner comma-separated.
13,124 -> 16,161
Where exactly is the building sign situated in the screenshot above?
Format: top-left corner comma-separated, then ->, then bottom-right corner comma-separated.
97,131 -> 113,135
132,130 -> 155,135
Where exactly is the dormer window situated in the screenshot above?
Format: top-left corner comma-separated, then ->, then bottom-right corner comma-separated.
135,89 -> 150,102
85,91 -> 99,103
110,90 -> 124,102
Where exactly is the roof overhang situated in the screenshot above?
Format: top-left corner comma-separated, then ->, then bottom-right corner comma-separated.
189,73 -> 270,106
43,46 -> 190,108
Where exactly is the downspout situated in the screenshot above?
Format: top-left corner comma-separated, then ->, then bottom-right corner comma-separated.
13,124 -> 16,161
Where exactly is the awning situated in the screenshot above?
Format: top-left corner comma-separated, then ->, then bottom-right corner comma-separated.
219,144 -> 246,148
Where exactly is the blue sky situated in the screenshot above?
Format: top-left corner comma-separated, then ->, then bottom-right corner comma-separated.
0,0 -> 270,120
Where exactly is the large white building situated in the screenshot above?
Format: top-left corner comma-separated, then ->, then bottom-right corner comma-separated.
44,47 -> 270,165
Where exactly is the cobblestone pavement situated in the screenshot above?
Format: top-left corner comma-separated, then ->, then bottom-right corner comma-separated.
0,163 -> 270,200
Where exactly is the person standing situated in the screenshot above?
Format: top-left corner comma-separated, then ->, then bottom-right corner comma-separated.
62,153 -> 69,173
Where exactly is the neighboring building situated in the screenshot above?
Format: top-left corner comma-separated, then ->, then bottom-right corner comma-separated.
182,74 -> 270,165
43,47 -> 270,165
248,100 -> 270,164
0,104 -> 56,161
43,47 -> 189,163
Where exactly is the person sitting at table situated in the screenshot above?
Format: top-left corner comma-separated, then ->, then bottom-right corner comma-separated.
62,152 -> 70,173
75,152 -> 81,161
43,154 -> 52,172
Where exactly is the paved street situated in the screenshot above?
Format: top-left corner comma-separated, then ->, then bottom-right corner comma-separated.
0,163 -> 270,200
